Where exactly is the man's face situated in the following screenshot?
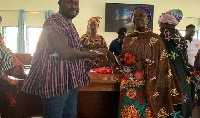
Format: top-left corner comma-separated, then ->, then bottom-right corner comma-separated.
118,33 -> 126,43
59,0 -> 79,19
159,22 -> 168,33
185,27 -> 195,38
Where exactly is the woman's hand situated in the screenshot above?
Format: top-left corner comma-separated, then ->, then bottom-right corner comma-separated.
131,61 -> 144,74
107,51 -> 118,65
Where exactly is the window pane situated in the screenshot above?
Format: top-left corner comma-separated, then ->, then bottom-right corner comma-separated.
26,27 -> 42,55
179,30 -> 198,39
179,30 -> 185,37
2,27 -> 18,53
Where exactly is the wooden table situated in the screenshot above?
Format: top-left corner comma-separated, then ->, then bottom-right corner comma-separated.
78,73 -> 120,118
79,72 -> 120,91
0,73 -> 121,118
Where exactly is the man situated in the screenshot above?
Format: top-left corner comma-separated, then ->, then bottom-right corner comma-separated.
21,0 -> 101,118
109,27 -> 127,56
185,25 -> 200,118
185,24 -> 200,67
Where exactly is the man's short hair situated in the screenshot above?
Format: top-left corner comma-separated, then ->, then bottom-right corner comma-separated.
186,24 -> 195,30
118,27 -> 127,35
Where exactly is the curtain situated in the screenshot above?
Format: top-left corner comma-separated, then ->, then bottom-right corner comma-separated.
17,9 -> 26,53
45,10 -> 54,20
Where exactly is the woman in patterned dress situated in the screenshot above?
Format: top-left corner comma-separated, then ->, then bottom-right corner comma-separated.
107,6 -> 184,118
159,9 -> 195,118
81,17 -> 108,69
0,38 -> 27,115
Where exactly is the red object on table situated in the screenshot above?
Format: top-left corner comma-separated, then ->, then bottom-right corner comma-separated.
91,68 -> 112,74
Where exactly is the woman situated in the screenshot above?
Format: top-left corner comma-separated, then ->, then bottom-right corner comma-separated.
81,16 -> 108,69
0,38 -> 27,112
112,6 -> 184,118
159,9 -> 194,118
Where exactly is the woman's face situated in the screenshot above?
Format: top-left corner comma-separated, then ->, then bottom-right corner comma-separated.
132,8 -> 149,29
159,22 -> 168,33
90,22 -> 98,32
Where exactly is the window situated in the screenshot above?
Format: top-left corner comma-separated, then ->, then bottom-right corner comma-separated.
26,27 -> 43,55
179,30 -> 199,39
2,26 -> 43,55
2,26 -> 18,53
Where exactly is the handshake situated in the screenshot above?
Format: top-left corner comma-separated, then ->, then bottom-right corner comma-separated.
87,48 -> 108,60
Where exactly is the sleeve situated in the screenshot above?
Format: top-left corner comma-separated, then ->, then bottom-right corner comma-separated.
100,35 -> 108,49
80,34 -> 90,51
109,41 -> 114,52
80,34 -> 86,46
40,25 -> 53,43
144,36 -> 184,117
1,47 -> 15,72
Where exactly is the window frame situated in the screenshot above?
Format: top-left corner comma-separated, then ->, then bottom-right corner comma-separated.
1,26 -> 43,54
2,26 -> 18,53
26,26 -> 43,54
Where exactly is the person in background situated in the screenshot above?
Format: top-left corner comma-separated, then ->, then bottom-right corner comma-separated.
185,24 -> 200,118
109,27 -> 127,56
0,37 -> 27,115
185,24 -> 200,68
108,6 -> 184,118
21,0 -> 102,118
159,9 -> 195,118
81,16 -> 108,69
0,16 -> 26,82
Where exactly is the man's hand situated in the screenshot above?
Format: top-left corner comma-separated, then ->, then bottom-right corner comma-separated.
87,51 -> 103,60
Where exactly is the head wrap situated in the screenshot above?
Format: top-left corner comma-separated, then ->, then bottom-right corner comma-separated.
88,16 -> 102,27
158,9 -> 183,25
132,6 -> 152,25
86,16 -> 102,34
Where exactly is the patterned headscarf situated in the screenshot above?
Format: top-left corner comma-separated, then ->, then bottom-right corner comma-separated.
88,16 -> 102,27
158,9 -> 183,25
132,6 -> 152,25
86,16 -> 102,34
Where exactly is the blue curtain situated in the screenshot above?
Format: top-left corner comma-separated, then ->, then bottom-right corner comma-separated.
45,10 -> 54,20
17,9 -> 26,53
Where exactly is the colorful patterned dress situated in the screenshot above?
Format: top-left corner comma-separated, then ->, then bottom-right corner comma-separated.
81,34 -> 108,69
118,28 -> 184,118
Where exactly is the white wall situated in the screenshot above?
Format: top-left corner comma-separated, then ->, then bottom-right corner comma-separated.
0,0 -> 200,46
